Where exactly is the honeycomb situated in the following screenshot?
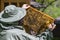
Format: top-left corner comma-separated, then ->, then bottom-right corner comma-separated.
23,6 -> 54,35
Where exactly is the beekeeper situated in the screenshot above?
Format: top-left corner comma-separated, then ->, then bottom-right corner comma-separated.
0,4 -> 56,40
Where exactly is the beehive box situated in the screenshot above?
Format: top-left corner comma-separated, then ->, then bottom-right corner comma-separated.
23,6 -> 54,35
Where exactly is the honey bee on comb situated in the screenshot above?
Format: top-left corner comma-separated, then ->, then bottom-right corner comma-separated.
23,6 -> 54,35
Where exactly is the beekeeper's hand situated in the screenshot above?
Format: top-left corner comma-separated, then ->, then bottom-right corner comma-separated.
48,23 -> 56,31
22,4 -> 30,9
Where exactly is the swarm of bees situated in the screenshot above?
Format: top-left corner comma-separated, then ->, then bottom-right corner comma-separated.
23,7 -> 54,35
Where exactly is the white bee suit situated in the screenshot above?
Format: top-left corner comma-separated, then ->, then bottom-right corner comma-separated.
0,25 -> 53,40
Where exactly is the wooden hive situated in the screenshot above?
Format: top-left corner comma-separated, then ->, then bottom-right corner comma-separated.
23,6 -> 54,35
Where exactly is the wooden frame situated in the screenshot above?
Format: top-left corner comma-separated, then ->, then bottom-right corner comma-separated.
23,7 -> 54,34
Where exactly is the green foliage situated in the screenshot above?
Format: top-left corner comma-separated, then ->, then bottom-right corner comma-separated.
44,1 -> 60,18
35,0 -> 60,18
36,0 -> 55,5
44,6 -> 60,18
